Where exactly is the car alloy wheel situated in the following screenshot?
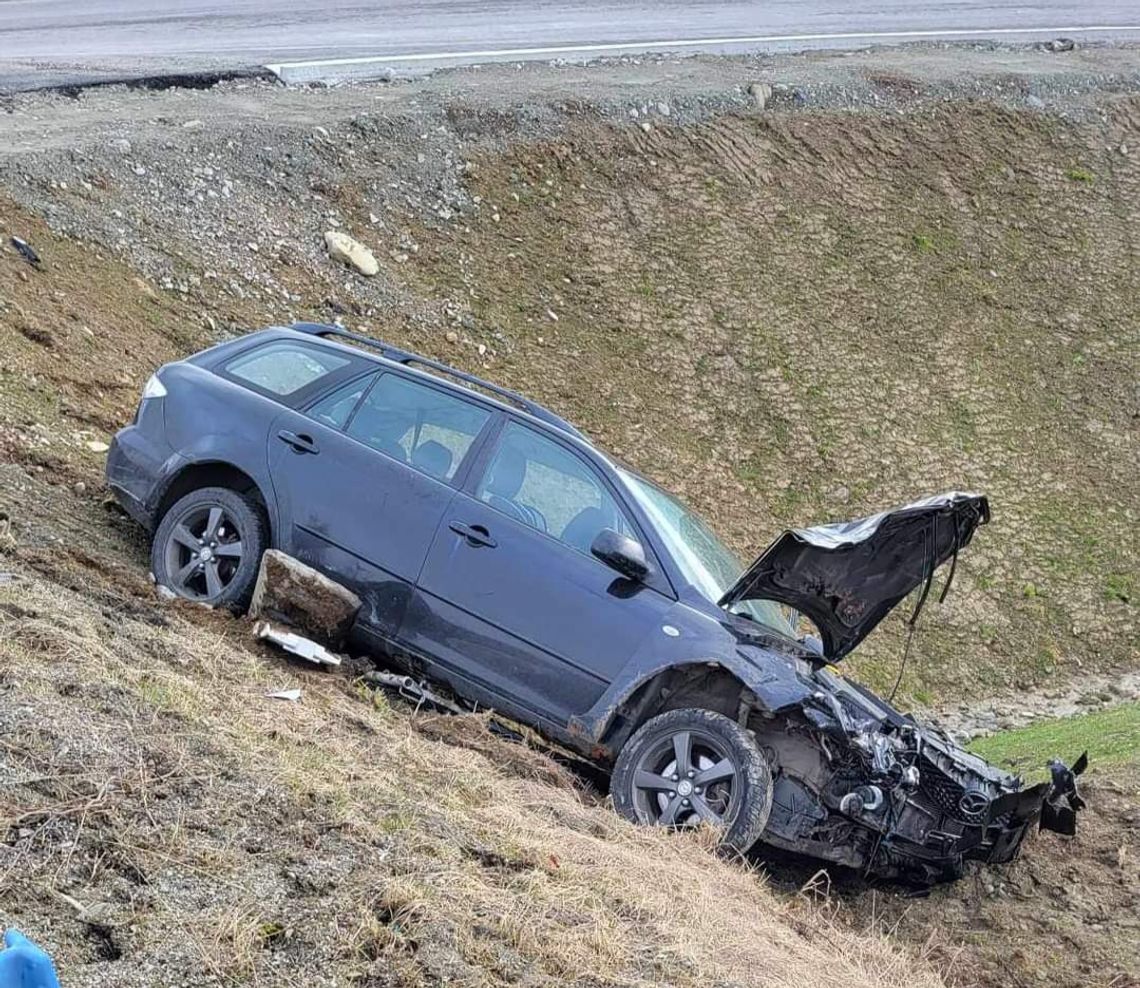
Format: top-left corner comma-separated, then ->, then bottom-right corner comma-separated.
630,728 -> 741,827
611,707 -> 774,853
162,502 -> 246,601
152,486 -> 267,609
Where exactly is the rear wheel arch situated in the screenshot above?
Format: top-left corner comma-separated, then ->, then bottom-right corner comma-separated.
155,461 -> 273,542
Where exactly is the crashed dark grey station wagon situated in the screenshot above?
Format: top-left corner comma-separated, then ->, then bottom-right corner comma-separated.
106,323 -> 1085,882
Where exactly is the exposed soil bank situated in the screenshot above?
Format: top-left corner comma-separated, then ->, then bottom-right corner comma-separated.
1,43 -> 1138,988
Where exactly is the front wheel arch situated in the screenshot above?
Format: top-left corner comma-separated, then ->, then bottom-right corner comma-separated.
595,663 -> 756,759
154,461 -> 273,543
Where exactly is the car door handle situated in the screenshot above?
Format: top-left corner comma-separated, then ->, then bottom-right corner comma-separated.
449,521 -> 497,548
277,430 -> 319,454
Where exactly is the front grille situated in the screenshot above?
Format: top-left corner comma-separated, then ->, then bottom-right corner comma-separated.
920,767 -> 988,825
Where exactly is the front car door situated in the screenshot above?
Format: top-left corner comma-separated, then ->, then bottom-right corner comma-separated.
269,369 -> 494,639
407,420 -> 676,729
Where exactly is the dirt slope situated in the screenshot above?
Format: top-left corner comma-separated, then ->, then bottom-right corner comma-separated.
406,101 -> 1140,703
4,54 -> 1136,705
2,45 -> 1139,988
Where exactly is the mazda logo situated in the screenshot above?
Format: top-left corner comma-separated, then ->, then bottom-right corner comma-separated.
958,790 -> 990,816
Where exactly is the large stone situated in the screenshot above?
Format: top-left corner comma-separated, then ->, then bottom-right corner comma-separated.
324,230 -> 380,276
747,82 -> 773,110
249,550 -> 362,645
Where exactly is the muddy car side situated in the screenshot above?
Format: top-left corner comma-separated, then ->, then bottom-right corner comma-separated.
107,324 -> 1081,882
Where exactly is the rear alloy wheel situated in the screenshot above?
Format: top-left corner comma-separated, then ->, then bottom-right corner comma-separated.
611,708 -> 773,854
151,486 -> 266,610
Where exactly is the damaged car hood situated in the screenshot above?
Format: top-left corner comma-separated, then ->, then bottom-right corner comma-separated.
719,492 -> 990,662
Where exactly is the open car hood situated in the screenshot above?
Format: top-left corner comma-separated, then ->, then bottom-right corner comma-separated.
719,492 -> 990,662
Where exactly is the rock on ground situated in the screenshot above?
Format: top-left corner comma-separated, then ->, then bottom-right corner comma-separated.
324,230 -> 380,276
249,549 -> 362,645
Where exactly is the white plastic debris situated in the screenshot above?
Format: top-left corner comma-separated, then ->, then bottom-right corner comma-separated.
255,620 -> 343,667
266,688 -> 302,701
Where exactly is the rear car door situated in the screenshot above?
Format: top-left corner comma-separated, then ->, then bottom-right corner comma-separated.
268,369 -> 494,638
407,420 -> 675,727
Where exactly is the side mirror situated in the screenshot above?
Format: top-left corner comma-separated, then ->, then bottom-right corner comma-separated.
590,528 -> 649,581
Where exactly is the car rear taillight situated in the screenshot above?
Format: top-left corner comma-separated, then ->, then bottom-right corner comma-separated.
142,374 -> 167,400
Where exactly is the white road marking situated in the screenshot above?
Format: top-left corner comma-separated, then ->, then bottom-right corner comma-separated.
267,24 -> 1140,73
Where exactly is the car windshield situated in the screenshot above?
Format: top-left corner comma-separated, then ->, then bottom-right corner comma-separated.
618,470 -> 797,638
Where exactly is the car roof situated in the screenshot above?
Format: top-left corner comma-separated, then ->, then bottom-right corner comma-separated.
270,322 -> 590,444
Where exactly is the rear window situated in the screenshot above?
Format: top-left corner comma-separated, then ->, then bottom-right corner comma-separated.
223,342 -> 350,396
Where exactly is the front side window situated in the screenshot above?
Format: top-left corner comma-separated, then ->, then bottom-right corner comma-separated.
345,373 -> 490,481
476,422 -> 632,554
224,342 -> 350,396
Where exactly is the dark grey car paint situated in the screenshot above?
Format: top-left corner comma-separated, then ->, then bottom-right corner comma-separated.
106,325 -> 1084,883
719,492 -> 990,661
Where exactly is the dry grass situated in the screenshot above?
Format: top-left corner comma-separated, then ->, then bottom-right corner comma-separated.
0,568 -> 945,987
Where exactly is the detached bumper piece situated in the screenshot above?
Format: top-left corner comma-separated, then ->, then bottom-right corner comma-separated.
1039,751 -> 1088,836
255,621 -> 343,667
967,750 -> 1088,865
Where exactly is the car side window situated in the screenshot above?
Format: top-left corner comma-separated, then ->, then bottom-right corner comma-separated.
344,373 -> 491,482
223,342 -> 350,396
307,374 -> 377,429
476,422 -> 633,555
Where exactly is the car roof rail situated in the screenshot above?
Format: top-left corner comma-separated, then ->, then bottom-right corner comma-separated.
287,322 -> 586,440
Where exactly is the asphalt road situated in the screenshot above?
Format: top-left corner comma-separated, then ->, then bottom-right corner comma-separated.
2,1 -> 1140,89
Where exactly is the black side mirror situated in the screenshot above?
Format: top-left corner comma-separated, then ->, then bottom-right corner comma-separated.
591,528 -> 649,581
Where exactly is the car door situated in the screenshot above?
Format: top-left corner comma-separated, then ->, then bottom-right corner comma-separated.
268,369 -> 494,638
407,420 -> 676,726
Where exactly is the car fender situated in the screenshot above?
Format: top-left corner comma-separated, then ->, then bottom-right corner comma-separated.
568,601 -> 815,747
153,365 -> 281,531
150,443 -> 278,531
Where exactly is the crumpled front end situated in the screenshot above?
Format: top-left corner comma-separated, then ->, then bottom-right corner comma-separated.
874,736 -> 1087,878
754,667 -> 1087,883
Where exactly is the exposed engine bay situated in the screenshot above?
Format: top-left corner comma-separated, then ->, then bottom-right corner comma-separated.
751,662 -> 1086,883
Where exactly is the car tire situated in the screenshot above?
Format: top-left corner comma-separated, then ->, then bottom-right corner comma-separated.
151,486 -> 267,611
611,707 -> 773,854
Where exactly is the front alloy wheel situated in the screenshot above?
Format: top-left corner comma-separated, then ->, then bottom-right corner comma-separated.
611,707 -> 773,853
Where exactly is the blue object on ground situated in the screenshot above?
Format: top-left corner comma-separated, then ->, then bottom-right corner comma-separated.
0,930 -> 61,988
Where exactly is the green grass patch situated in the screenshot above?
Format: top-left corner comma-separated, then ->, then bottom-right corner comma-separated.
1064,166 -> 1094,184
970,702 -> 1140,781
1104,572 -> 1134,603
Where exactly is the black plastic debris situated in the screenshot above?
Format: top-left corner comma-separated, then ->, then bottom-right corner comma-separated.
10,236 -> 41,267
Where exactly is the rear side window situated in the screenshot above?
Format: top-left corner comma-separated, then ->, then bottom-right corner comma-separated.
345,373 -> 491,482
224,342 -> 350,397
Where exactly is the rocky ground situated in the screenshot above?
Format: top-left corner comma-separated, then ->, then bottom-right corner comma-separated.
2,40 -> 1139,988
926,668 -> 1140,743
